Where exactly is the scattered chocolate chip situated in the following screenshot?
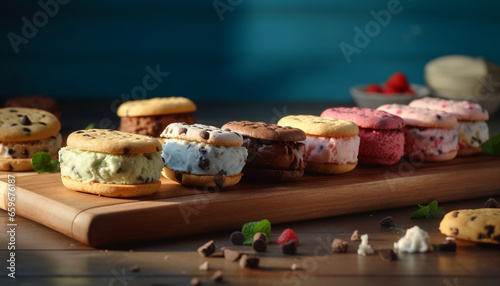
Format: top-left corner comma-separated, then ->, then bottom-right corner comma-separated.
136,176 -> 144,182
198,261 -> 209,271
37,121 -> 47,126
76,131 -> 84,134
281,239 -> 297,255
178,127 -> 187,135
452,211 -> 459,217
470,216 -> 477,221
452,228 -> 459,236
378,249 -> 397,261
190,277 -> 201,286
8,149 -> 14,155
485,225 -> 495,238
351,230 -> 361,241
20,115 -> 32,125
439,240 -> 456,252
199,147 -> 207,154
436,115 -> 442,120
123,148 -> 131,155
429,136 -> 435,141
174,172 -> 183,183
129,265 -> 140,272
10,123 -> 17,127
437,149 -> 443,154
116,167 -> 123,174
252,238 -> 267,252
83,134 -> 91,137
197,240 -> 216,257
239,255 -> 259,269
198,158 -> 210,170
144,154 -> 152,160
200,131 -> 210,140
21,149 -> 29,157
253,232 -> 267,243
484,198 -> 499,208
379,216 -> 395,228
161,157 -> 165,163
230,231 -> 245,245
211,270 -> 223,282
223,248 -> 242,262
217,169 -> 227,176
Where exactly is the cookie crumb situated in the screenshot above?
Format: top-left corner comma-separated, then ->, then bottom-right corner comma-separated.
197,240 -> 216,257
223,248 -> 243,262
379,216 -> 395,228
199,261 -> 209,271
190,277 -> 201,286
331,238 -> 349,253
351,230 -> 361,241
291,263 -> 300,271
211,270 -> 223,282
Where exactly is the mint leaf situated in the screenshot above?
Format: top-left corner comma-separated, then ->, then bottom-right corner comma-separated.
241,219 -> 272,245
31,151 -> 60,173
84,122 -> 95,130
411,200 -> 444,219
242,221 -> 259,245
254,219 -> 271,240
482,134 -> 500,156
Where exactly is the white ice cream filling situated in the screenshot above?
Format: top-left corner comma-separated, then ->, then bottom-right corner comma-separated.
457,121 -> 489,148
303,135 -> 360,164
0,133 -> 62,159
162,139 -> 248,176
59,147 -> 164,184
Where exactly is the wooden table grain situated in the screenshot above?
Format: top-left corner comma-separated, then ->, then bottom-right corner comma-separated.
1,101 -> 500,285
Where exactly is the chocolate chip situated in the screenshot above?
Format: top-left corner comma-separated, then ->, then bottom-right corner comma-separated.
436,115 -> 442,120
379,120 -> 387,127
452,211 -> 459,217
198,158 -> 210,170
478,233 -> 487,239
378,249 -> 397,261
116,167 -> 123,174
437,149 -> 443,154
136,176 -> 144,182
439,240 -> 456,252
200,131 -> 210,140
331,238 -> 349,253
178,127 -> 187,135
174,172 -> 183,182
379,216 -> 395,228
161,157 -> 165,163
144,154 -> 152,160
452,228 -> 459,236
281,239 -> 297,255
156,146 -> 160,152
223,248 -> 242,262
230,231 -> 245,245
252,238 -> 267,252
253,232 -> 267,243
21,149 -> 29,157
197,240 -> 216,257
430,136 -> 435,141
154,123 -> 162,132
495,236 -> 500,243
76,131 -> 84,134
211,270 -> 223,282
9,109 -> 17,113
485,225 -> 495,237
10,123 -> 17,127
22,128 -> 31,134
83,134 -> 91,137
20,115 -> 31,125
239,255 -> 259,269
484,198 -> 499,208
8,149 -> 14,155
471,216 -> 477,221
8,164 -> 13,171
214,177 -> 224,190
217,169 -> 227,176
439,136 -> 444,140
123,148 -> 131,155
199,147 -> 207,154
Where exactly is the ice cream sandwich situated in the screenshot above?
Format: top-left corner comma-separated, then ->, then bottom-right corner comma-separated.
59,129 -> 164,197
160,123 -> 248,188
0,107 -> 62,171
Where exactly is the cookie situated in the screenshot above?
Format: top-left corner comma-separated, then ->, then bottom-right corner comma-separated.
321,107 -> 405,165
377,104 -> 458,161
5,95 -> 61,120
66,129 -> 161,155
0,107 -> 62,171
277,115 -> 359,174
161,122 -> 243,146
117,97 -> 196,137
439,209 -> 500,244
0,107 -> 60,141
221,121 -> 306,182
409,97 -> 489,156
160,123 -> 248,188
59,129 -> 164,197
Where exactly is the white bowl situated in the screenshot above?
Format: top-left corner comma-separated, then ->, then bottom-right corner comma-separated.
350,84 -> 430,109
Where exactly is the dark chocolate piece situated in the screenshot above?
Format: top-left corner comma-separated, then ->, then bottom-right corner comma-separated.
200,131 -> 210,140
223,248 -> 243,262
211,270 -> 223,282
239,255 -> 259,269
230,231 -> 245,245
197,240 -> 216,257
379,216 -> 395,228
281,239 -> 297,255
378,249 -> 397,261
439,240 -> 456,252
484,198 -> 499,208
252,239 -> 267,252
20,115 -> 31,125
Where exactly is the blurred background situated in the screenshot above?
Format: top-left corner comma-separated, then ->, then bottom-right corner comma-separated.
1,0 -> 500,103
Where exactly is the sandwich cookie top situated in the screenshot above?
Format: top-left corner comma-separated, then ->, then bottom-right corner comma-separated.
117,97 -> 196,117
409,97 -> 489,121
277,115 -> 358,137
67,129 -> 162,155
377,104 -> 457,128
221,121 -> 306,142
0,107 -> 61,141
320,107 -> 405,130
161,123 -> 243,146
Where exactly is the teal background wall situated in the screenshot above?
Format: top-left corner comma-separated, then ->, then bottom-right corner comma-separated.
1,0 -> 499,102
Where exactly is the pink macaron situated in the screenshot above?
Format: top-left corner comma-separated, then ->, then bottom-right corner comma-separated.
377,104 -> 459,162
321,107 -> 405,165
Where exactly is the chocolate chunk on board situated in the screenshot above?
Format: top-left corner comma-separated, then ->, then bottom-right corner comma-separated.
378,249 -> 397,261
230,231 -> 245,245
239,254 -> 260,269
281,239 -> 297,255
197,240 -> 216,257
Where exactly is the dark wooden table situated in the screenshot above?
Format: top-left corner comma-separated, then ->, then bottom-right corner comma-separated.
1,101 -> 500,285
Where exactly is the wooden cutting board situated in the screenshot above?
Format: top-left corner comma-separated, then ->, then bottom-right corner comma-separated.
1,155 -> 500,248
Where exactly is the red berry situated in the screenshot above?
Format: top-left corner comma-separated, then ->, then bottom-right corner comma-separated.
382,85 -> 400,95
385,72 -> 410,92
403,88 -> 415,95
365,84 -> 383,93
277,228 -> 299,245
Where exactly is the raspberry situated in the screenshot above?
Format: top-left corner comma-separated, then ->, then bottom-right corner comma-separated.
365,84 -> 383,93
382,85 -> 401,95
385,72 -> 410,92
277,228 -> 299,245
